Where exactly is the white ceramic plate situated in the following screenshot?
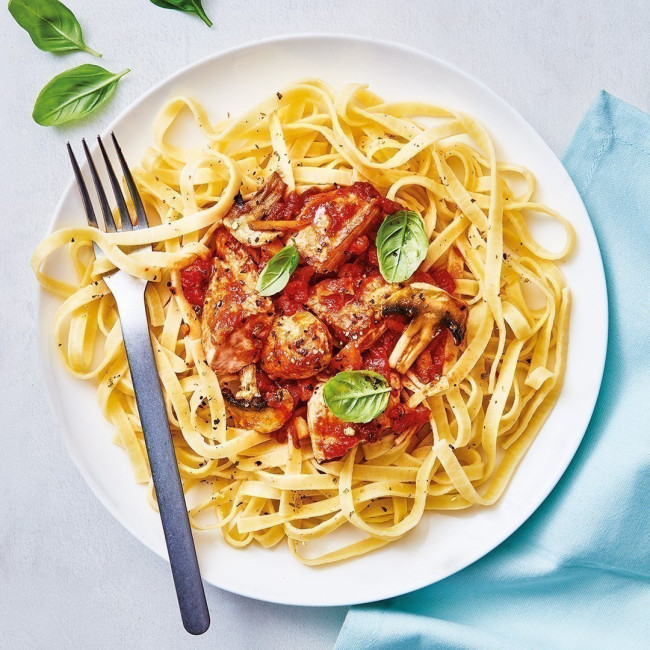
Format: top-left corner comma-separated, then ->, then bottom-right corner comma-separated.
38,35 -> 607,606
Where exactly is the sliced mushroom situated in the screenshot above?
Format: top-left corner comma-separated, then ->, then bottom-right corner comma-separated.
222,386 -> 294,434
382,283 -> 468,374
224,172 -> 287,247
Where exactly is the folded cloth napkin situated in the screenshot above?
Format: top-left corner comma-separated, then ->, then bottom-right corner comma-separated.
336,91 -> 650,650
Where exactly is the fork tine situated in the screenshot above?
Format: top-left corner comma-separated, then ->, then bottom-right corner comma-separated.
67,143 -> 99,230
111,133 -> 149,229
97,135 -> 133,231
82,139 -> 117,233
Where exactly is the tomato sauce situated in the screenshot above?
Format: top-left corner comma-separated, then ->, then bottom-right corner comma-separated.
180,255 -> 213,311
367,245 -> 379,268
274,266 -> 314,315
431,268 -> 456,294
299,188 -> 359,233
387,403 -> 430,433
414,329 -> 448,384
330,344 -> 363,372
281,378 -> 316,405
299,183 -> 402,235
256,369 -> 278,396
267,190 -> 303,221
412,268 -> 456,294
204,177 -> 468,459
362,329 -> 401,381
347,235 -> 369,256
314,413 -> 380,460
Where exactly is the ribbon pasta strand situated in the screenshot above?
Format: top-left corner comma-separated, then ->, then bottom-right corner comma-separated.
32,80 -> 573,565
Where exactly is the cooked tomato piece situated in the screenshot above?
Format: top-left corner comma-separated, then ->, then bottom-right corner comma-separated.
362,329 -> 402,380
347,235 -> 370,256
256,369 -> 279,396
180,255 -> 213,309
330,343 -> 363,372
266,189 -> 306,222
378,197 -> 402,215
274,265 -> 314,316
387,403 -> 430,433
414,329 -> 448,383
367,245 -> 379,268
412,268 -> 457,294
431,268 -> 456,294
384,315 -> 408,333
339,262 -> 366,281
281,378 -> 317,405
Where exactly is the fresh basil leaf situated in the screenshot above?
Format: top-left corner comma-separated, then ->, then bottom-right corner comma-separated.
323,371 -> 391,424
256,245 -> 300,297
8,0 -> 101,57
376,210 -> 429,283
32,65 -> 129,127
149,0 -> 213,27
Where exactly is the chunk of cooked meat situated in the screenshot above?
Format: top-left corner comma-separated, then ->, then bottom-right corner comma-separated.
307,385 -> 380,462
222,387 -> 293,434
201,229 -> 275,375
223,172 -> 286,247
260,311 -> 333,380
293,183 -> 384,272
358,274 -> 401,315
382,283 -> 468,374
306,278 -> 381,346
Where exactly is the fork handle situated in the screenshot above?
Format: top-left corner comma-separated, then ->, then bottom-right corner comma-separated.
116,294 -> 210,635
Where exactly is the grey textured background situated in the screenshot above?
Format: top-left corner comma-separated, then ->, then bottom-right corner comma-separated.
1,1 -> 648,648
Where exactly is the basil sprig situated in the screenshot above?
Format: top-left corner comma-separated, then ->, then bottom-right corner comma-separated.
149,0 -> 213,27
256,245 -> 300,297
376,210 -> 429,283
8,0 -> 101,57
32,65 -> 129,126
323,371 -> 391,424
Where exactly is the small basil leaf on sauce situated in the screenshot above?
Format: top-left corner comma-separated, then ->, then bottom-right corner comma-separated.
376,210 -> 429,283
149,0 -> 213,27
323,371 -> 391,424
8,0 -> 101,57
32,65 -> 129,127
256,245 -> 300,297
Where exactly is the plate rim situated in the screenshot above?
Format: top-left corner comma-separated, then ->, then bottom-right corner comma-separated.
36,33 -> 608,607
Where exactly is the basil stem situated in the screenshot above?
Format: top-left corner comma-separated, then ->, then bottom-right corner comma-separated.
149,0 -> 213,27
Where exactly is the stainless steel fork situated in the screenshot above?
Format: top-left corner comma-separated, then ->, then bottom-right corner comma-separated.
68,134 -> 210,635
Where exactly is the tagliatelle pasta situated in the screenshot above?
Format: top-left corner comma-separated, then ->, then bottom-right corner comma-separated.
32,79 -> 573,564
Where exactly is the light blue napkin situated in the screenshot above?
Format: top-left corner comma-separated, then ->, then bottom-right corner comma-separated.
336,91 -> 650,650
